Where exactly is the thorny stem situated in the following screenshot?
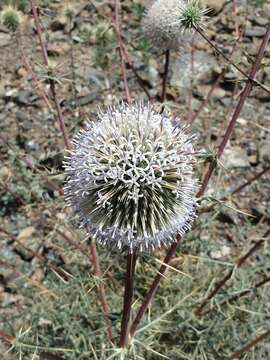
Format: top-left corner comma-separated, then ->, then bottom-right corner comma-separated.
195,27 -> 270,96
232,163 -> 270,195
216,275 -> 270,310
195,231 -> 269,316
161,50 -> 170,107
90,240 -> 113,342
29,0 -> 71,150
120,252 -> 137,348
129,238 -> 179,338
198,22 -> 270,198
28,0 -> 112,340
0,227 -> 70,281
186,34 -> 195,122
114,0 -> 131,103
16,32 -> 54,113
129,23 -> 270,339
225,328 -> 270,360
189,40 -> 239,124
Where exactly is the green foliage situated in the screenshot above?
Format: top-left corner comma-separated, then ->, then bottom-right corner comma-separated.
3,227 -> 270,359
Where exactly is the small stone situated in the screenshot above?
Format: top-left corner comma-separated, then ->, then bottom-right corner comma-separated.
17,226 -> 35,241
222,146 -> 250,168
210,245 -> 231,260
47,42 -> 70,56
0,166 -> 12,181
260,141 -> 270,162
245,26 -> 266,37
16,66 -> 28,78
237,117 -> 247,126
0,33 -> 11,47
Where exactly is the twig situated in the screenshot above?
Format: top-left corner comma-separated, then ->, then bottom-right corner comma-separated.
161,50 -> 170,106
113,0 -> 131,103
232,163 -> 270,195
16,32 -> 54,113
129,24 -> 270,337
0,227 -> 70,281
129,238 -> 179,338
90,240 -> 113,342
189,40 -> 238,124
28,0 -> 71,150
28,1 -> 111,339
0,259 -> 56,297
225,328 -> 270,360
120,252 -> 137,348
195,230 -> 269,316
232,0 -> 239,38
198,22 -> 270,198
186,34 -> 195,122
218,275 -> 270,309
195,27 -> 270,96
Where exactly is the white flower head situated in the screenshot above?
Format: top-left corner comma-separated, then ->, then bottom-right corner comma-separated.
64,103 -> 199,253
142,0 -> 207,50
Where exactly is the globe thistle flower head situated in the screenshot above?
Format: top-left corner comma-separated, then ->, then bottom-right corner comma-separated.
0,6 -> 21,32
142,0 -> 189,51
64,103 -> 199,253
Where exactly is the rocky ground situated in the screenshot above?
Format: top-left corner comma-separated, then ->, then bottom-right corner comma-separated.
0,0 -> 270,359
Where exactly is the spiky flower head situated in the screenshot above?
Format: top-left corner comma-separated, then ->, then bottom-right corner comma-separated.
179,0 -> 207,31
64,103 -> 199,253
142,0 -> 206,50
0,5 -> 21,32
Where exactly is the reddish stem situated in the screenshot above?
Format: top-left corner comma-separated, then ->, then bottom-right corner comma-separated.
90,241 -> 113,342
129,24 -> 270,338
195,237 -> 266,316
129,238 -> 179,338
232,163 -> 270,195
29,0 -> 71,150
161,50 -> 170,105
225,328 -> 270,360
114,0 -> 131,103
120,252 -> 137,348
198,22 -> 270,198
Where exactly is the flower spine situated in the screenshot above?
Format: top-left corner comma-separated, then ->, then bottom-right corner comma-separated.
142,0 -> 207,50
64,103 -> 199,253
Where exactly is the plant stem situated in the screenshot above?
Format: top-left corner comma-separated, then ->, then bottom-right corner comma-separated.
225,328 -> 270,360
198,22 -> 270,198
120,252 -> 137,348
114,0 -> 131,103
90,240 -> 113,342
129,23 -> 270,338
195,237 -> 266,316
129,237 -> 179,338
232,163 -> 270,195
161,49 -> 170,107
196,27 -> 270,96
29,0 -> 71,150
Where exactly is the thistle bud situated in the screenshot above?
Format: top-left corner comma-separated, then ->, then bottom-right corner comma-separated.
64,103 -> 199,253
142,0 -> 207,50
1,6 -> 21,32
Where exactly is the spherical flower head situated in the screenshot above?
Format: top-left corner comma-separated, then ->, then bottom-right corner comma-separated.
64,103 -> 199,253
142,0 -> 207,50
142,0 -> 187,50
